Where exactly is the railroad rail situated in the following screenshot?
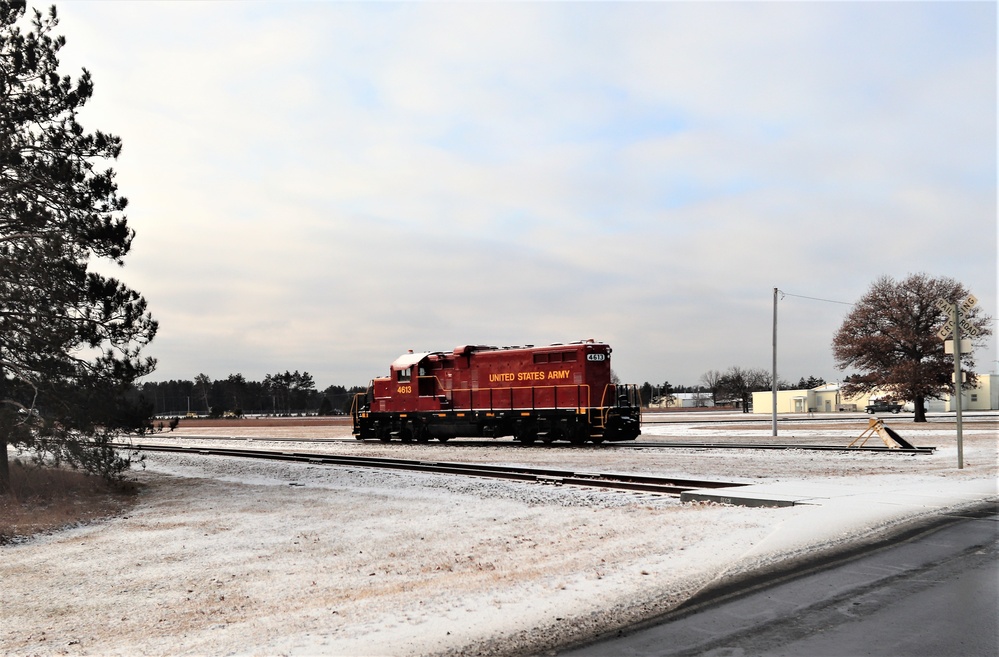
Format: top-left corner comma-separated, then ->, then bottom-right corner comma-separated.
123,443 -> 749,497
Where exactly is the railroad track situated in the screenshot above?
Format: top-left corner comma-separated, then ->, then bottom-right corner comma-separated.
123,443 -> 749,496
640,412 -> 999,425
623,441 -> 936,454
163,435 -> 935,453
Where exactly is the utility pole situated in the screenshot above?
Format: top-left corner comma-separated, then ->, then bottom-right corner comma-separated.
772,287 -> 778,437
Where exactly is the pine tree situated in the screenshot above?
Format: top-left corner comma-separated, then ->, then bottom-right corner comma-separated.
0,1 -> 157,490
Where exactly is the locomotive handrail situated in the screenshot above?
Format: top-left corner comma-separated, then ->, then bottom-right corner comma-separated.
597,383 -> 642,430
598,383 -> 641,408
349,387 -> 372,429
361,379 -> 636,426
444,383 -> 592,413
415,374 -> 446,399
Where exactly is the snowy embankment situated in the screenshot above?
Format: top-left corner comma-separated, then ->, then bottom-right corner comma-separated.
3,416 -> 996,656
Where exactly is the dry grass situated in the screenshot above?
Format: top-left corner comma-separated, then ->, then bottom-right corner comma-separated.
0,460 -> 140,545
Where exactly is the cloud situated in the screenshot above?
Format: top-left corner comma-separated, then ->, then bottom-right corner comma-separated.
52,1 -> 996,388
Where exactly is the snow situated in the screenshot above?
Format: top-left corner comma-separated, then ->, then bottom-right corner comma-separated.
3,414 -> 996,656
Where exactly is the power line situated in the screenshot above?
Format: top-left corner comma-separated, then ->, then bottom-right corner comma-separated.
778,290 -> 853,306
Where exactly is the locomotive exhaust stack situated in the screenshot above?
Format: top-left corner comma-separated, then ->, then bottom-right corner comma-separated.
352,341 -> 642,445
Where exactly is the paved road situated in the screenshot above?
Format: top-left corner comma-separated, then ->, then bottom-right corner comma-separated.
558,505 -> 998,657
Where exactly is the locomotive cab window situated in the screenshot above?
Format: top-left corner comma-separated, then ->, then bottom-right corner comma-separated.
398,367 -> 412,382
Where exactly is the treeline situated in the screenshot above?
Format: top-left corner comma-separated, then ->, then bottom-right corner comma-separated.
137,367 -> 828,416
135,371 -> 366,417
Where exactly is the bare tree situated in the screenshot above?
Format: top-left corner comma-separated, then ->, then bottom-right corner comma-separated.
194,374 -> 212,415
832,274 -> 991,422
716,366 -> 770,412
699,369 -> 723,405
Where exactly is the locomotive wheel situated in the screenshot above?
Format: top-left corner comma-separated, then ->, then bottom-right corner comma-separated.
516,424 -> 538,444
436,435 -> 450,442
414,425 -> 430,443
546,425 -> 563,444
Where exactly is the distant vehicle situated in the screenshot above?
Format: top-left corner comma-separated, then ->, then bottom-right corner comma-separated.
866,401 -> 902,414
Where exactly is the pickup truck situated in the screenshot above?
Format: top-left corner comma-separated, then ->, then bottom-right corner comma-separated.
866,401 -> 902,414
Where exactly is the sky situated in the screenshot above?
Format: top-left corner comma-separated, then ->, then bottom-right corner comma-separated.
46,1 -> 997,390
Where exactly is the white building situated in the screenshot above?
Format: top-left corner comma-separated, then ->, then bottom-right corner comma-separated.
649,392 -> 715,409
752,375 -> 999,413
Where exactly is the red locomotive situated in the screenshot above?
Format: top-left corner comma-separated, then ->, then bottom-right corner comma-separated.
352,340 -> 641,444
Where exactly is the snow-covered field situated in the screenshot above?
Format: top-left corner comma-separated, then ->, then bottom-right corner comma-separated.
3,414 -> 996,656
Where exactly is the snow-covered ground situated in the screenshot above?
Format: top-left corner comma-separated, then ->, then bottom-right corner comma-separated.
3,415 -> 996,656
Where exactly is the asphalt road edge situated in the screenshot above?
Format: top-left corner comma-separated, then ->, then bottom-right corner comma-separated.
549,498 -> 999,656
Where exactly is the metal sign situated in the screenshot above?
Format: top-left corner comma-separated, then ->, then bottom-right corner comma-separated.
944,339 -> 973,354
960,294 -> 980,337
935,298 -> 956,339
935,295 -> 979,339
959,317 -> 981,338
